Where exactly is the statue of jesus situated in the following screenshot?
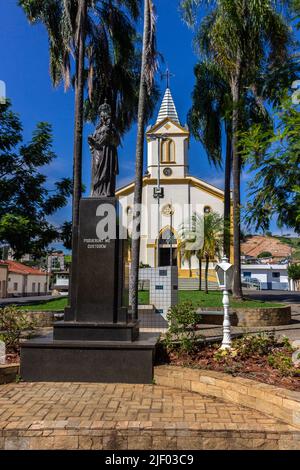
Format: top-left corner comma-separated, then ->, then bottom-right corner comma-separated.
88,99 -> 119,197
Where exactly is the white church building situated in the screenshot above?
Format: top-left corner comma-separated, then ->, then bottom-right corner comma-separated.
116,87 -> 227,279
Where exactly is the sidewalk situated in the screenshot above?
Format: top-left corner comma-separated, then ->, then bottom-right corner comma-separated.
0,380 -> 298,449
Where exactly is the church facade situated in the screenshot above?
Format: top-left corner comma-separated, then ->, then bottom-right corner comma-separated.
116,87 -> 227,278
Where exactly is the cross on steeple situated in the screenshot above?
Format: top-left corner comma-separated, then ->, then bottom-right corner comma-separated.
161,67 -> 175,89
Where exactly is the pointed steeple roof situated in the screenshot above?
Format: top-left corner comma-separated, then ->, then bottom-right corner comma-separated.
156,88 -> 180,124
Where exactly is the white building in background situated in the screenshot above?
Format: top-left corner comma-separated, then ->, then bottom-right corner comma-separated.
52,272 -> 69,293
47,251 -> 65,272
241,264 -> 290,290
0,260 -> 49,297
117,86 -> 229,280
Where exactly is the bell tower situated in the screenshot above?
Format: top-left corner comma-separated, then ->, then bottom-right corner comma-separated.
146,87 -> 190,179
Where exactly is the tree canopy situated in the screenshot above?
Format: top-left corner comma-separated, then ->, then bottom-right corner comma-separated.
0,100 -> 72,258
19,0 -> 159,141
240,94 -> 300,234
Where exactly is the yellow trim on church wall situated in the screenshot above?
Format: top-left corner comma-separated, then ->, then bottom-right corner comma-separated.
178,269 -> 218,281
116,176 -> 224,200
146,116 -> 190,135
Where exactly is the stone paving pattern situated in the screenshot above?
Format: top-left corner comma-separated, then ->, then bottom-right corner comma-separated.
0,381 -> 299,449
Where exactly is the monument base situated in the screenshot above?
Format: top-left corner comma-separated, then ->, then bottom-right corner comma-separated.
20,332 -> 159,384
53,320 -> 139,342
20,196 -> 159,384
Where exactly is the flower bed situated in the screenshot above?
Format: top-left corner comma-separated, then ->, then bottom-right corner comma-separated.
160,301 -> 299,391
158,329 -> 300,392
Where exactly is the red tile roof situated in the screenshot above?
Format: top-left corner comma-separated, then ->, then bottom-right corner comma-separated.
0,260 -> 46,276
241,236 -> 292,258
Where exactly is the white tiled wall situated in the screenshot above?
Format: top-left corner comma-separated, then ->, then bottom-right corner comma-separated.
139,267 -> 178,318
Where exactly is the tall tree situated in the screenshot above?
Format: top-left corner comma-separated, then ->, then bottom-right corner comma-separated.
130,0 -> 158,319
240,94 -> 300,235
187,58 -> 291,261
179,213 -> 205,290
19,0 -> 145,233
179,211 -> 223,293
181,0 -> 293,299
0,100 -> 72,258
187,61 -> 232,259
202,211 -> 223,293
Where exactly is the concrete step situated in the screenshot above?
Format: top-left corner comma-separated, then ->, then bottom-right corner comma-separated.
178,278 -> 218,290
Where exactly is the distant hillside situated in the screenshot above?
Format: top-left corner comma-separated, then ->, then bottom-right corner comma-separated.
273,236 -> 300,261
241,235 -> 294,259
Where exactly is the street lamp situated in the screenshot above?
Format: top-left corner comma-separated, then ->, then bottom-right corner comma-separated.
215,256 -> 234,350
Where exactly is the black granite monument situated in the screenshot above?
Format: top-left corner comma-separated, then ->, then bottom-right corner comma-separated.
20,101 -> 158,383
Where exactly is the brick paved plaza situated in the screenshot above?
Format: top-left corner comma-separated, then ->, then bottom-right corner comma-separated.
0,380 -> 299,450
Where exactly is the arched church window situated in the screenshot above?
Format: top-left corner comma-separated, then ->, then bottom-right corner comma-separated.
159,227 -> 177,244
161,139 -> 169,163
160,139 -> 175,163
204,206 -> 211,215
169,140 -> 175,162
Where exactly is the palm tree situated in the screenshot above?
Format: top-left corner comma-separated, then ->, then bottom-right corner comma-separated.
179,212 -> 223,293
130,0 -> 158,319
178,213 -> 204,290
202,212 -> 223,293
181,0 -> 293,299
19,0 -> 143,229
187,58 -> 290,261
188,61 -> 232,260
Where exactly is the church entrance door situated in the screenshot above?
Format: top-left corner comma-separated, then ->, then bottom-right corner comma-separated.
159,247 -> 177,267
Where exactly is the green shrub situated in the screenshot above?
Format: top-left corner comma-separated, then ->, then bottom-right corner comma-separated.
268,352 -> 300,377
280,335 -> 294,352
0,306 -> 36,353
213,348 -> 230,362
257,251 -> 272,258
231,332 -> 277,358
164,301 -> 200,353
288,264 -> 300,280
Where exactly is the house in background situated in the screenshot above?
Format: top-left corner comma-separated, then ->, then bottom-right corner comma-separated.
51,271 -> 69,293
47,252 -> 70,294
241,264 -> 290,290
0,260 -> 49,297
47,251 -> 65,272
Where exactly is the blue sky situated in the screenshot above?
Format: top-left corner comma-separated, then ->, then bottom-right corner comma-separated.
0,0 -> 295,243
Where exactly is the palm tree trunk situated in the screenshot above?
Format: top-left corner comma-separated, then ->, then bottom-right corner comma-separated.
69,0 -> 87,309
130,0 -> 150,319
205,254 -> 209,294
72,0 -> 87,229
224,121 -> 232,261
198,256 -> 202,291
231,61 -> 243,299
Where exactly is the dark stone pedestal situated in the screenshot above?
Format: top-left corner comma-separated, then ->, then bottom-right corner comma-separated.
53,321 -> 140,342
20,333 -> 157,383
20,197 -> 158,384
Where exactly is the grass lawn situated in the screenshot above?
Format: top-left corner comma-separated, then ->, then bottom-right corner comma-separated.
18,291 -> 283,312
19,297 -> 68,312
138,290 -> 282,308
